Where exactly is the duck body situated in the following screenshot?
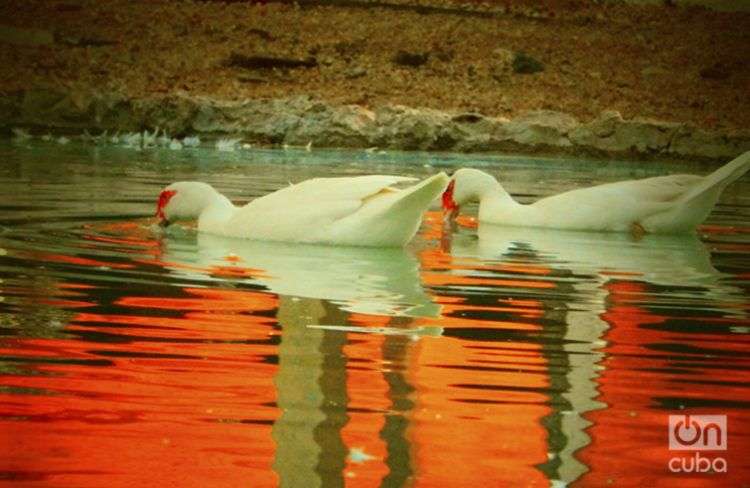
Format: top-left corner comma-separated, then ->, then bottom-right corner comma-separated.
156,172 -> 449,247
443,151 -> 750,234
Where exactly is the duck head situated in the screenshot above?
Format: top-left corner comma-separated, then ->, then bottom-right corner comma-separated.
442,168 -> 502,221
156,181 -> 220,227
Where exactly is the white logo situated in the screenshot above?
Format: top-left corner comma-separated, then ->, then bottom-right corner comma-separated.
668,414 -> 728,474
669,414 -> 727,451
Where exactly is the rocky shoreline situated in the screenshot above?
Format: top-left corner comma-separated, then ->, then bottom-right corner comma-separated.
3,0 -> 749,162
2,88 -> 749,161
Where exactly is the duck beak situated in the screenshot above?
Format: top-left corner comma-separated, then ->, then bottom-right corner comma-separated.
441,180 -> 459,222
156,189 -> 177,229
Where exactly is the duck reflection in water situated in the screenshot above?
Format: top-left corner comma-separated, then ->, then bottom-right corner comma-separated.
271,297 -> 419,487
160,232 -> 441,319
460,225 -> 736,289
159,232 -> 439,486
440,223 -> 747,484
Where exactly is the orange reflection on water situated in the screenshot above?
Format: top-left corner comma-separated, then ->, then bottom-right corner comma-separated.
340,328 -> 392,485
410,336 -> 550,486
1,284 -> 281,487
406,245 -> 552,486
24,251 -> 135,270
4,216 -> 750,487
575,280 -> 750,487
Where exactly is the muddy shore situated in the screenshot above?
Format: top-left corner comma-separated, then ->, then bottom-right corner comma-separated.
1,1 -> 749,160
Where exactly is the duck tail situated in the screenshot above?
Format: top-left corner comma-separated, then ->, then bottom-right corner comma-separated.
389,172 -> 450,213
680,150 -> 750,205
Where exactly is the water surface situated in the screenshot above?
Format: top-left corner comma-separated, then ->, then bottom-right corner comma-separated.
1,141 -> 749,487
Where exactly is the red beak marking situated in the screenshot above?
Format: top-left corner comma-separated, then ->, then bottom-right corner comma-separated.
156,189 -> 177,221
442,180 -> 457,213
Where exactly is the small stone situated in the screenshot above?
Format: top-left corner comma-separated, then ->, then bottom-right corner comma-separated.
345,66 -> 367,79
392,51 -> 429,68
512,52 -> 544,74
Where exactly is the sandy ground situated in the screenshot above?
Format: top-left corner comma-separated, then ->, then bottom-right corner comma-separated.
1,0 -> 749,132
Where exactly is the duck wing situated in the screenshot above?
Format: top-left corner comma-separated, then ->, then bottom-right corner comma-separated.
603,173 -> 703,202
527,174 -> 702,231
226,175 -> 417,240
244,175 -> 417,211
542,151 -> 750,233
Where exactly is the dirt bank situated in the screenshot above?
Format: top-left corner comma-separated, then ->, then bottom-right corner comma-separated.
1,0 -> 749,160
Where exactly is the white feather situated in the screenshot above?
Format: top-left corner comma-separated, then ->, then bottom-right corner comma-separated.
157,173 -> 448,246
449,151 -> 750,234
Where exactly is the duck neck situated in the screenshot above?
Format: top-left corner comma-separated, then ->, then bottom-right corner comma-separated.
477,180 -> 519,221
475,173 -> 518,208
197,193 -> 236,234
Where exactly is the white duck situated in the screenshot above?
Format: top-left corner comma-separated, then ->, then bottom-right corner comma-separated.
155,172 -> 449,246
442,151 -> 750,234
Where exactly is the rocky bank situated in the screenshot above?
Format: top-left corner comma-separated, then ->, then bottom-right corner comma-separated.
3,88 -> 749,160
1,0 -> 749,161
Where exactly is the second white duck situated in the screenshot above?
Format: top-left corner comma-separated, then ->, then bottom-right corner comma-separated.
442,151 -> 750,234
156,172 -> 449,247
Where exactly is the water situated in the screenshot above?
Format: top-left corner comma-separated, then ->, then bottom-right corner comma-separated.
1,140 -> 748,487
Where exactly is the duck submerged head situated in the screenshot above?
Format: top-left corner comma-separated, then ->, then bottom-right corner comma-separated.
441,179 -> 459,221
156,181 -> 220,227
442,168 -> 503,221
